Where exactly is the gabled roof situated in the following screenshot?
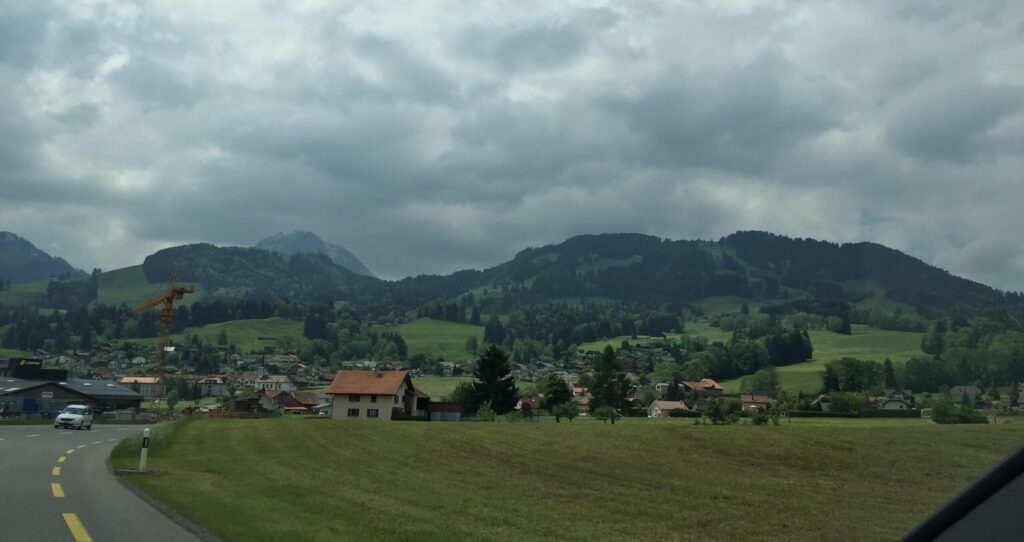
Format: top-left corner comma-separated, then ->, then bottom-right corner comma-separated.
681,378 -> 722,391
120,376 -> 162,384
650,400 -> 688,411
292,391 -> 319,406
326,370 -> 410,396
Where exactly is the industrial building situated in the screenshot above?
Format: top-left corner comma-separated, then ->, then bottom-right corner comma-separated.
0,377 -> 143,420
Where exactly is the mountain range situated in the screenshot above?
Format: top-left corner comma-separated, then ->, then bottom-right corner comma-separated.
254,230 -> 374,277
0,231 -> 83,284
0,230 -> 1014,318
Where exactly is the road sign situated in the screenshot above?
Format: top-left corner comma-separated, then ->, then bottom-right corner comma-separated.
41,391 -> 53,399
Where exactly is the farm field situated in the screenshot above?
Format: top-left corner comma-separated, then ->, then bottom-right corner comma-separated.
383,318 -> 483,362
125,317 -> 306,352
113,417 -> 1024,542
411,375 -> 473,400
0,279 -> 47,306
95,265 -> 206,307
721,324 -> 926,393
413,375 -> 536,401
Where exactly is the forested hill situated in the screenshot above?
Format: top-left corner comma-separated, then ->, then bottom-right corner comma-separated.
38,231 -> 1014,317
142,244 -> 379,301
469,231 -> 1007,312
0,231 -> 82,284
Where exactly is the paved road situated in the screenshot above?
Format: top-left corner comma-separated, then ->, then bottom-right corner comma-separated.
0,424 -> 200,542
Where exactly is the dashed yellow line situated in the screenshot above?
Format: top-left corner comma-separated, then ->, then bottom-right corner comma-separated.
51,483 -> 65,498
52,466 -> 61,476
62,513 -> 93,542
58,456 -> 66,463
66,449 -> 75,454
76,444 -> 86,449
91,441 -> 101,445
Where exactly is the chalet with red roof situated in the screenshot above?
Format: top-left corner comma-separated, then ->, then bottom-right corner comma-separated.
326,370 -> 429,421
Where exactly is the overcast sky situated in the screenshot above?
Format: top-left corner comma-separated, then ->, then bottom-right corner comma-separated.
2,1 -> 1023,289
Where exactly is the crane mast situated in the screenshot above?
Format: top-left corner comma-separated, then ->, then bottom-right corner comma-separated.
132,272 -> 195,373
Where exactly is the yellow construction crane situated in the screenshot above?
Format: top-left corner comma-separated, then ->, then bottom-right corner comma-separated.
132,272 -> 195,372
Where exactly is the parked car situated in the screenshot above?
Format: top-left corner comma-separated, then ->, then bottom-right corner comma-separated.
54,405 -> 94,430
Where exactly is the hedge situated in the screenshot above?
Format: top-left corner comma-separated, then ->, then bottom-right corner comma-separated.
786,409 -> 921,419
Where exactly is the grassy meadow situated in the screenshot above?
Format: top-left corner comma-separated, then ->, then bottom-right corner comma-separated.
95,265 -> 206,307
125,317 -> 307,352
0,279 -> 47,306
113,416 -> 1024,542
721,324 -> 926,393
410,375 -> 473,400
383,318 -> 484,362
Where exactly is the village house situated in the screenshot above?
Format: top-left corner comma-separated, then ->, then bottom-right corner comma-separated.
740,393 -> 779,411
950,385 -> 983,408
572,386 -> 592,412
198,376 -> 229,398
326,370 -> 429,421
118,376 -> 165,400
648,400 -> 688,418
253,374 -> 296,392
878,389 -> 914,410
681,378 -> 724,397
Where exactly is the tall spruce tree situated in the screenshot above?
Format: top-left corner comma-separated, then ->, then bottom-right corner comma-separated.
590,345 -> 628,412
470,345 -> 518,414
882,359 -> 898,389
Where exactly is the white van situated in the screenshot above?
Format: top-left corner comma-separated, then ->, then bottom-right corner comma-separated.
54,404 -> 94,430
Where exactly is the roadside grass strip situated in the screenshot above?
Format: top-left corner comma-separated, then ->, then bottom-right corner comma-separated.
62,513 -> 93,542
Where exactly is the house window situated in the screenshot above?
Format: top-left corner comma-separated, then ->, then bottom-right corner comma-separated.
371,395 -> 377,403
349,394 -> 360,402
394,395 -> 399,404
367,409 -> 379,418
347,408 -> 359,418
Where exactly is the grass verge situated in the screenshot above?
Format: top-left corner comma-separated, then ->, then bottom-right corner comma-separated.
112,417 -> 1023,542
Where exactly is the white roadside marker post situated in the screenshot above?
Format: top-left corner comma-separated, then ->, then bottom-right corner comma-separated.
139,428 -> 151,472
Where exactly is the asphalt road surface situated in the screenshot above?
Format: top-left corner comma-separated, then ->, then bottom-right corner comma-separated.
0,423 -> 200,542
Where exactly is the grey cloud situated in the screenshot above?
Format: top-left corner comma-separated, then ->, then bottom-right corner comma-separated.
1,1 -> 1024,291
110,56 -> 206,109
885,78 -> 1023,163
457,7 -> 619,72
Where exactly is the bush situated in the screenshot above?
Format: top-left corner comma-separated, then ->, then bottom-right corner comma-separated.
932,403 -> 988,425
592,406 -> 620,424
476,402 -> 497,422
551,402 -> 580,423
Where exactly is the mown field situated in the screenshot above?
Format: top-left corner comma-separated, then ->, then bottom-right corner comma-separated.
721,324 -> 926,393
382,318 -> 484,362
0,279 -> 47,306
95,265 -> 206,307
125,317 -> 306,352
113,417 -> 1024,542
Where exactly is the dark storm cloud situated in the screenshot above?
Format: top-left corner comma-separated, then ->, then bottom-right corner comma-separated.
1,1 -> 1023,291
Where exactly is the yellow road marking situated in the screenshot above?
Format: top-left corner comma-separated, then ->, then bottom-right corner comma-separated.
52,466 -> 61,476
77,444 -> 86,449
62,513 -> 93,542
51,483 -> 65,498
66,449 -> 75,454
58,456 -> 66,463
91,441 -> 101,445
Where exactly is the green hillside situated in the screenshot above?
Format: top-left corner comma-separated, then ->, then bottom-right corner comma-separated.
384,318 -> 484,361
95,265 -> 206,307
0,279 -> 47,306
721,324 -> 926,393
125,317 -> 306,352
113,417 -> 1024,542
